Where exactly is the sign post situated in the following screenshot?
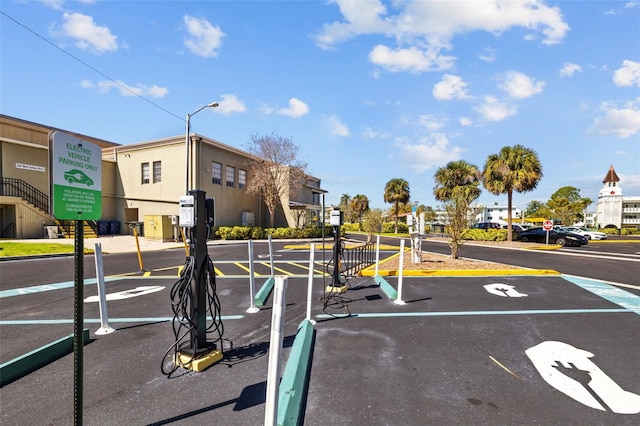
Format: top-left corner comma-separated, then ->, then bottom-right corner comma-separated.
543,220 -> 553,245
49,131 -> 102,426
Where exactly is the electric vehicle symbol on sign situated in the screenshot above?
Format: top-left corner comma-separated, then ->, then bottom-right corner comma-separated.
64,169 -> 94,186
526,341 -> 640,414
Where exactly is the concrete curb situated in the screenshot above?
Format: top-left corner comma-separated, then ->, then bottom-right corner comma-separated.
255,276 -> 275,307
277,319 -> 315,426
0,329 -> 90,386
374,274 -> 398,299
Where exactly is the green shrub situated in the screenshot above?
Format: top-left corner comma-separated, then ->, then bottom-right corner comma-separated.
600,227 -> 639,236
342,223 -> 360,232
381,221 -> 408,234
463,228 -> 509,241
215,225 -> 338,240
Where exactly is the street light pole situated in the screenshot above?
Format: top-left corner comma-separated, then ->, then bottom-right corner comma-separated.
185,102 -> 219,194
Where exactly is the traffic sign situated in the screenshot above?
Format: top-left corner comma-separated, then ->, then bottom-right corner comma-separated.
49,131 -> 102,220
543,220 -> 553,231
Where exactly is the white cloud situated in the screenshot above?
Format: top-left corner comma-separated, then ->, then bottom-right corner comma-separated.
276,98 -> 309,118
361,127 -> 378,139
560,62 -> 583,78
459,117 -> 473,126
313,0 -> 393,50
588,99 -> 640,139
613,60 -> 640,87
419,114 -> 446,131
433,74 -> 471,100
325,114 -> 350,137
216,94 -> 246,114
58,12 -> 118,54
478,47 -> 496,62
394,133 -> 466,173
315,0 -> 569,73
474,96 -> 517,121
499,71 -> 545,99
183,15 -> 225,58
369,44 -> 455,73
40,0 -> 66,10
80,79 -> 168,98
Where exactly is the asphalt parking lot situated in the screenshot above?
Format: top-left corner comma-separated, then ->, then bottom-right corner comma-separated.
1,239 -> 639,425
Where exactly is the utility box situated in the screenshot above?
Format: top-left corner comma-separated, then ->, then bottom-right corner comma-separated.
241,211 -> 255,226
143,215 -> 174,241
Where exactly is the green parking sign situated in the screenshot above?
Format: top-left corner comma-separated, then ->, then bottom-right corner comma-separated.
50,131 -> 102,220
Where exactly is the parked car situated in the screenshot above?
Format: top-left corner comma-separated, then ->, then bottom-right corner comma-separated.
471,222 -> 502,230
502,224 -> 527,234
560,226 -> 607,240
519,227 -> 588,247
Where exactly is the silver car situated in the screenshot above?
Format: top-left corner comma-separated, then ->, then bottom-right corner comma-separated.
560,226 -> 607,240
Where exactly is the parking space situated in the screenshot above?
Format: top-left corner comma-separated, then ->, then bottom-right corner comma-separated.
1,246 -> 639,424
307,274 -> 640,424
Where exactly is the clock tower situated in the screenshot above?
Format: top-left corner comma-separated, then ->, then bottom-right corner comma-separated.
595,165 -> 623,229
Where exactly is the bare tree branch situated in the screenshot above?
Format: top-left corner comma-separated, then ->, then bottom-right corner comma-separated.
244,133 -> 308,227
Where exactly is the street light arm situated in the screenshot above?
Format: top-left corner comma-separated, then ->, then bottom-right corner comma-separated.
185,101 -> 219,194
188,102 -> 219,121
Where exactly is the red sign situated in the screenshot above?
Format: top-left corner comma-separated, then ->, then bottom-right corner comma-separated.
543,220 -> 553,231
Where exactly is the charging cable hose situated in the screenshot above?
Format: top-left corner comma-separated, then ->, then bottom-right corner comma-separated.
161,252 -> 224,377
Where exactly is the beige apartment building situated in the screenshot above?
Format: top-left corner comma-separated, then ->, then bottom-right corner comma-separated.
0,115 -> 326,239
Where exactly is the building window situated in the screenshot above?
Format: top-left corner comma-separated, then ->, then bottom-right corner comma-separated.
212,162 -> 222,185
239,169 -> 246,189
141,162 -> 150,184
153,161 -> 161,183
226,166 -> 235,187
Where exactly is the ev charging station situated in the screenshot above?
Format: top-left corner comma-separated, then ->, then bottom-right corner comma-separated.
165,190 -> 223,374
326,208 -> 348,294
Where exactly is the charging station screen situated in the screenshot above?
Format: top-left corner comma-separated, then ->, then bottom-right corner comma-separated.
179,195 -> 195,227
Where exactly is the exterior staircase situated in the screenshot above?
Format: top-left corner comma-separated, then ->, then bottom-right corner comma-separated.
0,178 -> 99,238
56,220 -> 98,238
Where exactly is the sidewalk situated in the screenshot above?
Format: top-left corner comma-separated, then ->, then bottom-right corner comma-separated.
12,235 -> 186,254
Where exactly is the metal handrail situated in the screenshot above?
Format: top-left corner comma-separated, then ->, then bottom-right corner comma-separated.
0,177 -> 49,214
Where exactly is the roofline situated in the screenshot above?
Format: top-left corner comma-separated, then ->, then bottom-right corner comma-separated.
1,114 -> 120,148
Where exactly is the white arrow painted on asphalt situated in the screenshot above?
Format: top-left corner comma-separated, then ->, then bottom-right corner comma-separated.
84,286 -> 165,302
526,341 -> 640,414
484,283 -> 528,298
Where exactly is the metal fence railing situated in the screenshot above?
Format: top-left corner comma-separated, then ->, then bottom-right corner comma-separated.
340,240 -> 376,277
0,177 -> 49,214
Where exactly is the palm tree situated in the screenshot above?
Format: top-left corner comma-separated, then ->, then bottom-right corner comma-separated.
383,178 -> 410,233
482,145 -> 543,241
349,194 -> 370,227
433,160 -> 482,258
339,193 -> 351,221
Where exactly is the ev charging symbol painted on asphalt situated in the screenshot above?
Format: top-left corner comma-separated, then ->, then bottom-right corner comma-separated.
484,283 -> 528,298
526,341 -> 640,414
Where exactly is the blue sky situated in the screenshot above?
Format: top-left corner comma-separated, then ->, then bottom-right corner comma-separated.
2,0 -> 639,211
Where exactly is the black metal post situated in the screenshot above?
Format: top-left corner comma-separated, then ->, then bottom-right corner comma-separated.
332,225 -> 341,286
189,190 -> 208,352
73,219 -> 84,425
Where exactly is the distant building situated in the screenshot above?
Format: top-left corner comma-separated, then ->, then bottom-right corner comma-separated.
0,115 -> 326,239
473,204 -> 522,225
595,165 -> 640,230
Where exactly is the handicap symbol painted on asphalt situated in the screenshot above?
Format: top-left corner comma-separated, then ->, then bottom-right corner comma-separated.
526,341 -> 640,414
484,283 -> 528,298
84,286 -> 165,302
